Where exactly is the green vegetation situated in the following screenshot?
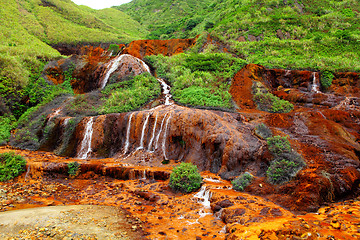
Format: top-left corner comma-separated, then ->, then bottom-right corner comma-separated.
169,162 -> 202,193
68,161 -> 80,177
116,0 -> 360,72
108,44 -> 120,56
0,152 -> 26,182
99,73 -> 161,114
266,136 -> 306,184
321,71 -> 335,90
145,51 -> 246,109
0,115 -> 16,145
232,172 -> 253,191
254,123 -> 273,140
254,92 -> 294,113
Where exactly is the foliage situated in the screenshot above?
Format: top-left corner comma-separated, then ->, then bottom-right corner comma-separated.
99,73 -> 161,114
254,123 -> 273,140
0,152 -> 26,182
169,162 -> 202,193
267,136 -> 292,155
108,44 -> 120,56
232,172 -> 253,191
0,115 -> 16,145
321,71 -> 334,90
145,52 -> 246,109
266,136 -> 306,184
68,161 -> 80,177
254,92 -> 294,113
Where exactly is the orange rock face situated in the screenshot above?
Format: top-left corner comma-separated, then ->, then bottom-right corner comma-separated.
122,38 -> 197,59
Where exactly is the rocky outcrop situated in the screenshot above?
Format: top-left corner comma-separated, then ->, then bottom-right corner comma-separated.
42,47 -> 150,93
122,38 -> 197,59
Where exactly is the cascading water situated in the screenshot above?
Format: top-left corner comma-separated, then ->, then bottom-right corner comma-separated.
193,185 -> 212,218
77,117 -> 94,159
148,114 -> 158,151
311,72 -> 321,93
157,78 -> 173,105
100,53 -> 126,89
155,113 -> 169,150
162,114 -> 172,160
137,112 -> 151,150
124,112 -> 135,154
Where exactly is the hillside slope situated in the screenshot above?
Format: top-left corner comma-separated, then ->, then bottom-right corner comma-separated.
0,0 -> 148,120
115,0 -> 360,72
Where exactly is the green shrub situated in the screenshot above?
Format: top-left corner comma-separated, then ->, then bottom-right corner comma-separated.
267,136 -> 292,156
321,71 -> 334,90
68,161 -> 80,177
232,172 -> 253,191
108,44 -> 120,56
99,72 -> 161,114
266,135 -> 306,184
0,115 -> 15,145
169,162 -> 202,193
254,92 -> 294,113
266,157 -> 305,184
254,123 -> 272,140
0,152 -> 26,181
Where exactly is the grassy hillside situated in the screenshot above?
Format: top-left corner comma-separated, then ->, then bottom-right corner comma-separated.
0,0 -> 149,143
115,0 -> 360,72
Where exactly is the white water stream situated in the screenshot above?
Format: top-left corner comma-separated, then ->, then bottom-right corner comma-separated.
193,185 -> 212,218
137,112 -> 151,150
147,113 -> 158,151
311,72 -> 321,93
77,117 -> 94,159
162,114 -> 172,160
124,112 -> 135,154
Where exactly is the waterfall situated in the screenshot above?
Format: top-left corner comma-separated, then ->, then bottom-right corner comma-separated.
311,72 -> 320,93
24,165 -> 30,180
136,58 -> 151,73
157,78 -> 173,105
77,117 -> 94,159
162,114 -> 172,160
124,112 -> 135,154
193,185 -> 212,218
141,169 -> 146,180
137,112 -> 151,150
100,53 -> 124,89
155,113 -> 169,150
148,113 -> 158,151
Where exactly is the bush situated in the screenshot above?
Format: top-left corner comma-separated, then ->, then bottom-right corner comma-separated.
108,44 -> 120,56
232,172 -> 253,191
68,161 -> 80,177
266,156 -> 305,184
169,162 -> 202,193
0,115 -> 15,145
321,71 -> 334,90
254,92 -> 294,113
267,136 -> 291,155
0,152 -> 26,181
254,123 -> 272,140
266,135 -> 306,184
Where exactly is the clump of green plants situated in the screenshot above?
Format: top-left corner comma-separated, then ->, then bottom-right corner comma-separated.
0,115 -> 16,145
232,172 -> 253,191
145,52 -> 246,109
267,136 -> 292,155
169,162 -> 202,193
254,123 -> 273,140
0,152 -> 26,182
321,70 -> 334,90
266,136 -> 306,184
108,44 -> 120,56
68,161 -> 80,177
99,72 -> 161,114
254,92 -> 294,113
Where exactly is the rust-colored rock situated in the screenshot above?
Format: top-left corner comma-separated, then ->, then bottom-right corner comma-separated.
122,38 -> 197,59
